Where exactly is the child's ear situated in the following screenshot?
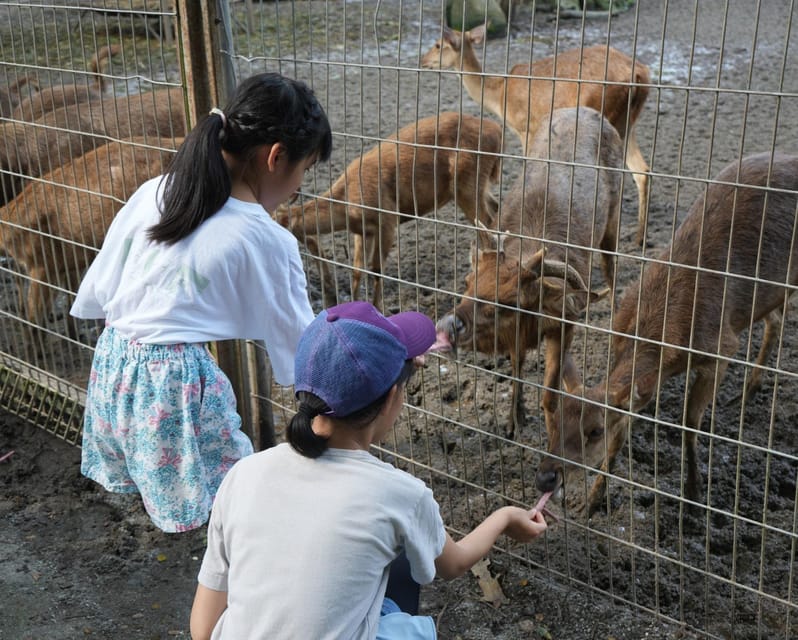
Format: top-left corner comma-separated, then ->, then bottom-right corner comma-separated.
264,143 -> 286,172
383,383 -> 404,413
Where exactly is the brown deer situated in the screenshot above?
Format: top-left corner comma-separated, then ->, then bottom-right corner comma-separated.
11,44 -> 121,121
434,107 -> 623,438
0,85 -> 185,205
0,136 -> 180,342
536,152 -> 798,513
274,112 -> 503,306
421,24 -> 650,245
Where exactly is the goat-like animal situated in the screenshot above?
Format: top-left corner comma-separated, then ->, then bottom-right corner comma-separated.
435,107 -> 623,438
421,24 -> 650,245
275,112 -> 503,306
537,152 -> 798,513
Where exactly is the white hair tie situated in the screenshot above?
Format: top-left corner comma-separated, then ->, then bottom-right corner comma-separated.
209,107 -> 227,128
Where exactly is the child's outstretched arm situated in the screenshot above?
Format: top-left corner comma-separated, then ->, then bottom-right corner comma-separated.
434,506 -> 547,580
190,584 -> 228,640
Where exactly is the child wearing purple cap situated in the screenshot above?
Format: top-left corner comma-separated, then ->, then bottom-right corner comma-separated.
190,301 -> 548,640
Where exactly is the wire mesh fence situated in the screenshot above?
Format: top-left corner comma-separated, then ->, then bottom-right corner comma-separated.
0,1 -> 796,638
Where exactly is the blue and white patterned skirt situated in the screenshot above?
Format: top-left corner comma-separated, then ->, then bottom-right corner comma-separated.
81,326 -> 254,532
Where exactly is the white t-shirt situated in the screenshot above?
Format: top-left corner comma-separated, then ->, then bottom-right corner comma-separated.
198,443 -> 447,640
70,176 -> 314,385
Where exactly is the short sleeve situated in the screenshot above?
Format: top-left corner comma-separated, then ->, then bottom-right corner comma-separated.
197,478 -> 232,592
402,488 -> 446,585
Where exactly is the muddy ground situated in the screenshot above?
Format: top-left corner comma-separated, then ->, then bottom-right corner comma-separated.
1,1 -> 797,639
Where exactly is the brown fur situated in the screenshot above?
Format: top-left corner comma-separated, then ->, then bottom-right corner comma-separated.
11,44 -> 121,121
538,152 -> 798,512
421,25 -> 651,245
0,75 -> 38,118
436,107 -> 623,438
0,85 -> 186,205
0,136 -> 181,337
275,112 -> 503,306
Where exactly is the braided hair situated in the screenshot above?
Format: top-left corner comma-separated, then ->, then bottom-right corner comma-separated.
148,72 -> 332,245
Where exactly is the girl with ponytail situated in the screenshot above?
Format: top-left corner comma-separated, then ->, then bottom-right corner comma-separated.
70,72 -> 332,533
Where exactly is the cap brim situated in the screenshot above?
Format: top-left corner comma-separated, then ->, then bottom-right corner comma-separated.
389,311 -> 436,359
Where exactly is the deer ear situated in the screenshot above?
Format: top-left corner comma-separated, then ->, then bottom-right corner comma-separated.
468,24 -> 487,45
520,247 -> 545,277
442,25 -> 460,47
608,384 -> 632,409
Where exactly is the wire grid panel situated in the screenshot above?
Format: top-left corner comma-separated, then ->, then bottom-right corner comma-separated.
0,1 -> 184,397
232,1 -> 797,638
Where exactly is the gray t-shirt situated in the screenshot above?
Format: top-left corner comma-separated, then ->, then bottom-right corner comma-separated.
198,443 -> 447,640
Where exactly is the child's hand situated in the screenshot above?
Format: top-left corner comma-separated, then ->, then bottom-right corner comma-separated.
502,506 -> 548,542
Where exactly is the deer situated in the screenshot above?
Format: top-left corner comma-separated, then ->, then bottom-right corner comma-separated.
274,112 -> 503,307
536,152 -> 798,514
0,85 -> 185,205
421,24 -> 651,245
10,44 -> 121,121
0,136 -> 180,347
434,107 -> 624,439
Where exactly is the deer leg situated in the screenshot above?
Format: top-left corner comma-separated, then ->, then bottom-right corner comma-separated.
739,309 -> 782,402
586,418 -> 630,515
624,128 -> 650,246
599,221 -> 618,289
23,273 -> 50,358
484,190 -> 499,224
350,233 -> 366,301
682,361 -> 728,503
369,219 -> 396,310
468,187 -> 498,228
303,236 -> 337,308
541,328 -> 579,441
508,351 -> 527,440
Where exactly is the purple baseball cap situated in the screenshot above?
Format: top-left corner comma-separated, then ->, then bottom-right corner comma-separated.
294,301 -> 436,417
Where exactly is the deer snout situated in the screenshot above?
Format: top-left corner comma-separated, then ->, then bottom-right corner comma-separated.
536,458 -> 562,494
434,313 -> 465,353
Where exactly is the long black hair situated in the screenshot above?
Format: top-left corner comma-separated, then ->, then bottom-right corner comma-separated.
287,360 -> 417,459
148,72 -> 332,245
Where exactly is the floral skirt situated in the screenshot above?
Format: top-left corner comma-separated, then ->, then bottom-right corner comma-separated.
81,326 -> 254,532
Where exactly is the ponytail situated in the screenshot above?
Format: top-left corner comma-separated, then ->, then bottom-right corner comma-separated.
286,392 -> 331,459
149,114 -> 229,244
288,360 -> 418,459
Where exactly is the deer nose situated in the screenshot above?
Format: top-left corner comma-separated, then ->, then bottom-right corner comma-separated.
536,468 -> 559,493
435,313 -> 461,344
